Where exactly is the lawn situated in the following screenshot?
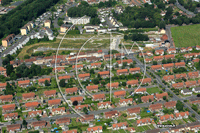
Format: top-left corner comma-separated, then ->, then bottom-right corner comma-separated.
171,24 -> 200,47
146,87 -> 161,94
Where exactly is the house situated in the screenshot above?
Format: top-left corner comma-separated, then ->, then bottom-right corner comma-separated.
185,81 -> 197,88
18,80 -> 30,88
129,67 -> 140,74
184,53 -> 199,58
86,85 -> 98,92
92,94 -> 105,101
55,117 -> 71,126
141,95 -> 154,103
104,54 -> 113,61
75,104 -> 88,111
2,104 -> 15,113
44,90 -> 56,98
167,48 -> 176,54
48,99 -> 61,107
140,78 -> 151,85
2,34 -> 15,47
192,87 -> 200,93
126,80 -> 138,87
117,69 -> 129,75
146,51 -> 153,56
151,65 -> 162,71
65,87 -> 78,94
28,110 -> 42,117
145,58 -> 152,63
188,71 -> 199,79
31,120 -> 47,129
196,45 -> 200,50
4,112 -> 18,121
119,98 -> 133,106
22,92 -> 35,100
186,47 -> 193,51
181,89 -> 193,95
91,62 -> 101,68
72,64 -> 83,70
66,17 -> 91,25
192,58 -> 200,64
180,47 -> 187,53
70,96 -> 84,104
155,92 -> 168,101
153,56 -> 164,61
0,82 -> 7,91
112,122 -> 128,130
98,71 -> 110,78
175,62 -> 185,68
60,24 -> 75,33
137,118 -> 151,126
0,67 -> 6,76
25,102 -> 39,110
135,88 -> 146,94
0,95 -> 13,103
115,53 -> 125,58
160,114 -> 174,122
163,75 -> 174,82
44,20 -> 51,28
175,111 -> 189,119
155,49 -> 164,55
63,129 -> 77,133
97,101 -> 111,109
116,59 -> 133,65
186,122 -> 200,131
7,124 -> 21,133
164,54 -> 175,60
149,103 -> 162,112
163,63 -> 174,70
127,107 -> 141,116
58,75 -> 71,83
52,107 -> 65,115
104,110 -> 119,119
87,126 -> 103,133
38,78 -> 50,86
78,73 -> 90,80
107,82 -> 119,89
113,90 -> 126,98
21,26 -> 28,35
164,101 -> 176,109
172,82 -> 184,89
175,73 -> 187,79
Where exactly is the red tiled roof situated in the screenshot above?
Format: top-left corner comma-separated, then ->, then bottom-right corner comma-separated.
156,92 -> 168,100
127,80 -> 138,85
0,82 -> 6,87
127,107 -> 140,114
72,64 -> 83,69
188,72 -> 199,78
112,122 -> 128,128
25,102 -> 39,108
175,73 -> 187,79
107,82 -> 119,88
163,63 -> 174,68
56,117 -> 70,125
75,104 -> 88,110
78,73 -> 90,78
135,88 -> 146,93
38,78 -> 50,83
0,67 -> 6,71
137,118 -> 151,124
65,87 -> 78,93
97,101 -> 111,107
185,80 -> 197,88
48,99 -> 61,106
129,67 -> 140,72
151,65 -> 162,70
113,90 -> 126,97
140,78 -> 151,84
4,112 -> 18,118
86,85 -> 98,91
28,110 -> 42,116
160,114 -> 174,121
116,59 -> 133,64
52,107 -> 65,112
175,62 -> 185,67
18,80 -> 30,85
163,75 -> 174,81
2,104 -> 15,110
164,101 -> 176,108
98,71 -> 109,75
70,96 -> 83,102
0,95 -> 13,101
164,54 -> 175,59
104,110 -> 118,118
175,111 -> 189,117
58,75 -> 71,80
149,103 -> 162,111
93,94 -> 105,100
91,62 -> 101,66
172,82 -> 184,89
87,126 -> 102,132
32,120 -> 46,127
153,56 -> 164,61
63,129 -> 77,133
44,90 -> 56,96
141,95 -> 154,102
119,98 -> 133,103
117,69 -> 128,73
22,92 -> 35,99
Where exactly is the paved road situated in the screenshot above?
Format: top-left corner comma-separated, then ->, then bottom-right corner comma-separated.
175,0 -> 195,17
131,55 -> 200,121
165,25 -> 175,48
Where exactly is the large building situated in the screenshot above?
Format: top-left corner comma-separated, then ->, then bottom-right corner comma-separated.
64,16 -> 91,25
44,20 -> 51,28
2,34 -> 15,47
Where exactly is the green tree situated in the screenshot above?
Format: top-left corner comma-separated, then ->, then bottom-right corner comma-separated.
44,80 -> 50,86
59,79 -> 66,87
36,115 -> 41,121
6,64 -> 14,76
22,119 -> 27,128
83,107 -> 88,114
11,119 -> 15,124
176,100 -> 184,111
24,55 -> 30,59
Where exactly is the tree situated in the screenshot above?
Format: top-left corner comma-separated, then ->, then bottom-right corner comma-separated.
153,61 -> 157,65
90,69 -> 95,74
5,82 -> 14,95
122,82 -> 126,86
159,21 -> 166,29
124,35 -> 128,40
83,107 -> 88,114
163,96 -> 167,100
176,100 -> 184,111
162,59 -> 167,64
44,80 -> 50,86
22,119 -> 27,128
11,119 -> 15,124
36,115 -> 41,121
24,55 -> 30,59
59,79 -> 66,87
6,64 -> 14,76
192,113 -> 195,117
149,99 -> 152,102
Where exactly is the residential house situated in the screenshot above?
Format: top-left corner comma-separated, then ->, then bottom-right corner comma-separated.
172,82 -> 184,89
135,88 -> 146,94
104,54 -> 113,61
145,58 -> 152,63
127,107 -> 141,116
104,111 -> 119,119
163,63 -> 174,70
175,73 -> 187,79
31,120 -> 47,129
78,73 -> 90,80
164,54 -> 175,60
48,99 -> 61,107
153,56 -> 164,61
113,90 -> 126,98
160,114 -> 174,123
28,110 -> 42,118
175,111 -> 189,120
25,102 -> 39,110
181,89 -> 193,95
129,67 -> 140,74
86,85 -> 98,92
163,75 -> 174,82
114,53 -> 125,59
155,49 -> 164,55
58,75 -> 71,83
2,34 -> 15,47
79,114 -> 94,124
185,81 -> 197,88
140,78 -> 151,85
22,92 -> 35,100
0,82 -> 7,91
116,59 -> 133,65
93,94 -> 105,101
18,80 -> 30,88
149,103 -> 162,112
56,117 -> 71,126
44,20 -> 51,28
4,112 -> 18,121
75,104 -> 88,111
98,71 -> 110,78
151,65 -> 162,71
192,87 -> 200,93
52,107 -> 65,115
38,78 -> 50,86
97,101 -> 111,109
87,126 -> 103,133
0,67 -> 6,76
90,62 -> 102,68
119,98 -> 133,106
0,95 -> 13,103
70,96 -> 84,104
2,104 -> 15,113
72,64 -> 83,70
175,62 -> 185,68
65,87 -> 78,94
44,90 -> 56,97
141,95 -> 154,103
137,118 -> 151,126
188,71 -> 199,79
117,69 -> 129,75
126,80 -> 138,87
7,124 -> 21,133
167,48 -> 176,54
112,122 -> 128,130
164,101 -> 176,109
107,82 -> 119,89
155,92 -> 168,101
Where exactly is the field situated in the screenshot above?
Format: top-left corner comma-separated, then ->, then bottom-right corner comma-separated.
171,24 -> 200,47
146,87 -> 161,94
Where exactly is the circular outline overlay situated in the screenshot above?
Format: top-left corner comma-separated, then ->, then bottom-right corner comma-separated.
55,16 -> 146,118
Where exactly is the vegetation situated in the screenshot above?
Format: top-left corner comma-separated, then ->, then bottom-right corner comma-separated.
178,0 -> 200,12
124,34 -> 149,41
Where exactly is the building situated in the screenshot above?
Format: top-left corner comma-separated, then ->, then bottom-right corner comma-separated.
2,34 -> 15,47
70,96 -> 84,104
98,71 -> 110,78
78,73 -> 90,81
65,16 -> 91,25
44,20 -> 51,28
140,78 -> 151,85
7,124 -> 21,133
163,75 -> 174,82
87,126 -> 102,133
155,92 -> 168,101
181,89 -> 193,95
97,101 -> 111,109
127,107 -> 141,116
44,90 -> 56,98
141,95 -> 154,103
2,104 -> 15,113
164,101 -> 176,109
22,92 -> 35,100
129,67 -> 140,74
20,26 -> 28,35
4,112 -> 18,121
104,110 -> 119,119
107,82 -> 119,89
38,78 -> 50,86
112,122 -> 128,130
151,65 -> 162,71
52,107 -> 65,115
48,99 -> 61,107
113,90 -> 126,98
172,82 -> 184,89
93,94 -> 105,101
119,98 -> 133,106
56,117 -> 71,126
175,111 -> 189,120
137,118 -> 151,126
25,102 -> 39,110
149,103 -> 162,112
126,80 -> 138,87
117,69 -> 129,75
65,87 -> 78,94
60,24 -> 75,33
0,67 -> 6,76
0,95 -> 13,103
175,62 -> 185,68
160,114 -> 174,123
0,82 -> 7,91
86,85 -> 98,92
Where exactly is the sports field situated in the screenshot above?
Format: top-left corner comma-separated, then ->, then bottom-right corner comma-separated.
171,24 -> 200,47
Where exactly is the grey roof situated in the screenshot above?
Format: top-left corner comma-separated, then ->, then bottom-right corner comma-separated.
194,87 -> 200,91
186,121 -> 200,127
183,89 -> 192,93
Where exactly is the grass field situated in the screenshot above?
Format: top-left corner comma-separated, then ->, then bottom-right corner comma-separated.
146,87 -> 161,94
171,24 -> 200,47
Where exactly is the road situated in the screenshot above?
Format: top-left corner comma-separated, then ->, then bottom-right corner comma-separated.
130,55 -> 200,121
175,0 -> 195,17
165,25 -> 175,48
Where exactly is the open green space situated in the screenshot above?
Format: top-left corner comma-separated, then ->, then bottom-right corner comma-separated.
146,87 -> 161,94
171,24 -> 200,47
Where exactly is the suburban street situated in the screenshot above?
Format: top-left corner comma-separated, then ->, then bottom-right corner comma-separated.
175,0 -> 196,17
